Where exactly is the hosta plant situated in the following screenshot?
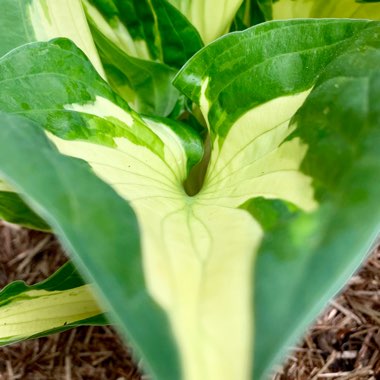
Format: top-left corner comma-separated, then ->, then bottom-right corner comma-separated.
0,1 -> 380,379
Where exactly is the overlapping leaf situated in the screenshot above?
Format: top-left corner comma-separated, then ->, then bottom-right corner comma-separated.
0,111 -> 184,379
167,0 -> 245,43
0,31 -> 204,377
0,188 -> 49,230
82,0 -> 203,116
0,0 -> 104,73
0,0 -> 106,228
175,18 -> 380,379
0,262 -> 105,345
231,0 -> 272,30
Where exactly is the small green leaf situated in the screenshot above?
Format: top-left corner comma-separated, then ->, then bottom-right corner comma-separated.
82,0 -> 203,116
0,0 -> 104,75
0,190 -> 49,231
87,22 -> 181,116
167,0 -> 245,44
0,262 -> 106,346
230,0 -> 273,30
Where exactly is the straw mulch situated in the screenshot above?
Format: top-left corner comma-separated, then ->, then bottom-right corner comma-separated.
0,220 -> 379,380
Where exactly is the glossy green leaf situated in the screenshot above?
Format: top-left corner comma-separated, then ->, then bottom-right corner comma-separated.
175,19 -> 375,144
0,262 -> 106,346
82,0 -> 203,116
0,38 -> 203,174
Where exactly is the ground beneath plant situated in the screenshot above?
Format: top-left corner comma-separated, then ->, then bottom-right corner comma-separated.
0,220 -> 379,380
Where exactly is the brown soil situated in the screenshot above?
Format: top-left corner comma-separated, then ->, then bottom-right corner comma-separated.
0,220 -> 379,380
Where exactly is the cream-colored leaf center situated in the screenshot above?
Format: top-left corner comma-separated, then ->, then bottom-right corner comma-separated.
47,91 -> 317,380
